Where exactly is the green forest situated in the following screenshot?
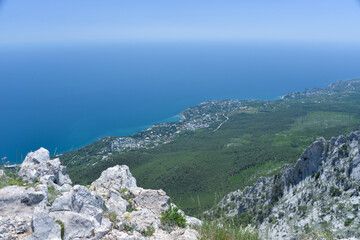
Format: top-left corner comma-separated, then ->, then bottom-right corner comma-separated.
60,91 -> 360,216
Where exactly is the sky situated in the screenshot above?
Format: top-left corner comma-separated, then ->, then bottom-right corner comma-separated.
0,0 -> 359,44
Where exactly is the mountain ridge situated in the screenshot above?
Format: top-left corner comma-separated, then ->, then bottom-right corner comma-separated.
212,131 -> 360,239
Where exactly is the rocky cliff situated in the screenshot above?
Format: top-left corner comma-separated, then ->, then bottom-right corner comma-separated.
212,132 -> 360,239
0,148 -> 201,240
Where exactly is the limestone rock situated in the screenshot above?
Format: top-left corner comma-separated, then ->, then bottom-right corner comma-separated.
49,185 -> 112,239
131,188 -> 170,216
103,189 -> 129,216
2,148 -> 200,240
101,229 -> 145,240
25,209 -> 61,240
172,228 -> 199,240
51,185 -> 105,224
95,218 -> 113,239
214,132 -> 360,239
91,165 -> 137,195
91,165 -> 137,217
0,186 -> 48,240
185,216 -> 202,227
50,211 -> 95,240
18,148 -> 72,187
126,208 -> 160,232
149,228 -> 199,240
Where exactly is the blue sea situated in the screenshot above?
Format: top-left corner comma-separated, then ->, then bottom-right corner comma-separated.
1,41 -> 360,163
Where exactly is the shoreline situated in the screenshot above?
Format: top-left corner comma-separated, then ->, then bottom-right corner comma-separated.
55,114 -> 185,157
62,78 -> 360,156
11,78 -> 360,163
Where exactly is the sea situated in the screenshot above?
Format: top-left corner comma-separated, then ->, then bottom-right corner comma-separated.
1,41 -> 360,164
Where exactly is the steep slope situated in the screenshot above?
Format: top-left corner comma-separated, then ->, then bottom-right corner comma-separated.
213,132 -> 360,239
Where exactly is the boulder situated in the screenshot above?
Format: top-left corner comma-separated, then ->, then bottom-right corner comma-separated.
25,209 -> 61,240
0,185 -> 48,239
94,218 -> 113,239
185,216 -> 202,227
51,185 -> 105,224
104,190 -> 129,216
173,229 -> 199,240
50,211 -> 95,240
131,188 -> 170,216
125,209 -> 160,232
21,191 -> 46,207
91,165 -> 137,195
18,148 -> 72,187
91,165 -> 136,216
50,185 -> 112,239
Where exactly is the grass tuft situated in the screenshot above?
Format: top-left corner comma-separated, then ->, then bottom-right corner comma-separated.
56,220 -> 65,239
141,226 -> 155,236
47,185 -> 61,206
195,220 -> 261,240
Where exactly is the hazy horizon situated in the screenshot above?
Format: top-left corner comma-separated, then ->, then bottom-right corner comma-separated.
0,0 -> 360,44
1,1 -> 360,162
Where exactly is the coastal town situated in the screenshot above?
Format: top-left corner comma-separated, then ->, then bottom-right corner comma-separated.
105,100 -> 249,153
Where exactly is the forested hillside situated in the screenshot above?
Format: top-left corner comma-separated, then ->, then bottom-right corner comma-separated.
60,79 -> 360,215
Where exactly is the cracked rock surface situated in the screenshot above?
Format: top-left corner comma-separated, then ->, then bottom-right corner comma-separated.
0,148 -> 201,240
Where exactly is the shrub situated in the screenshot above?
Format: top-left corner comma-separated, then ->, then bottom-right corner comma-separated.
160,204 -> 186,228
119,188 -> 129,194
108,212 -> 118,227
329,186 -> 342,197
123,223 -> 135,232
232,212 -> 253,226
344,218 -> 353,226
298,205 -> 307,214
141,226 -> 155,236
271,183 -> 283,205
126,205 -> 135,212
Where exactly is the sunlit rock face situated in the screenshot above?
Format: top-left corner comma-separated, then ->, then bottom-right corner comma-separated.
215,132 -> 360,240
18,147 -> 72,190
1,149 -> 201,240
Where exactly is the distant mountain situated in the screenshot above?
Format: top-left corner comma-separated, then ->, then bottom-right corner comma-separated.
211,132 -> 360,239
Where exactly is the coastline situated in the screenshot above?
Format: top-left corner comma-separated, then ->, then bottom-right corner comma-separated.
9,78 -> 360,163
63,78 -> 360,156
56,114 -> 185,158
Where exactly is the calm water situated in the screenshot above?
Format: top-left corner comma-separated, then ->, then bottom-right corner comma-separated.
1,41 -> 360,163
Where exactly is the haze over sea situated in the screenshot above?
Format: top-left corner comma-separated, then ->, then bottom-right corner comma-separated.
1,41 -> 360,163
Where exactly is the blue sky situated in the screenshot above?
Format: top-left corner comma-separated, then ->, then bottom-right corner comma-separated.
0,0 -> 359,44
